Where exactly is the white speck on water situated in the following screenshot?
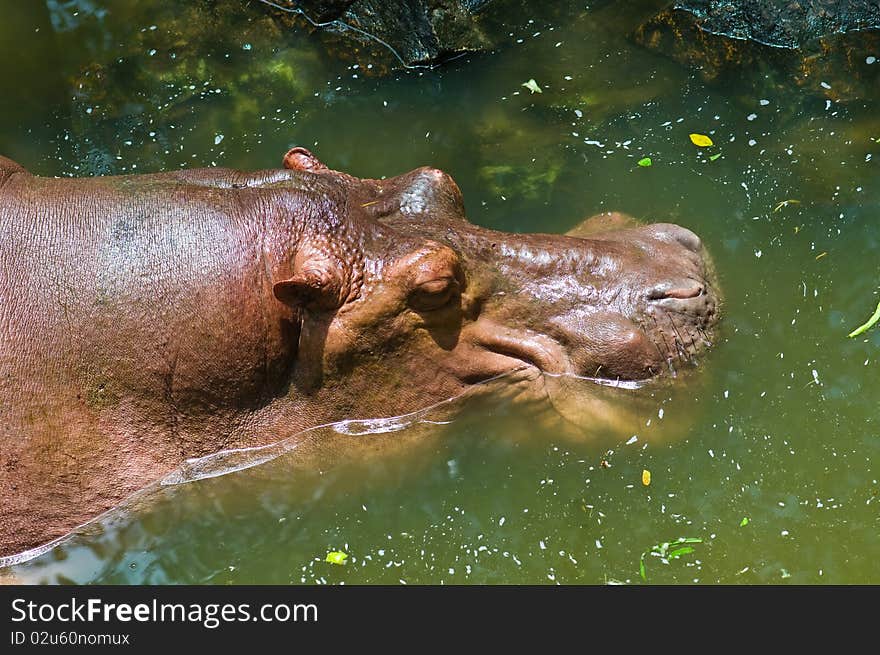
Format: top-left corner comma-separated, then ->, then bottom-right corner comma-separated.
499,516 -> 506,526
747,113 -> 757,121
595,539 -> 602,549
539,540 -> 547,550
574,109 -> 583,118
812,369 -> 820,384
754,249 -> 762,258
658,408 -> 664,419
148,49 -> 157,56
214,134 -> 224,145
242,43 -> 252,51
708,449 -> 715,458
748,139 -> 757,146
759,99 -> 770,105
820,81 -> 831,89
781,530 -> 789,536
867,56 -> 877,64
625,435 -> 638,445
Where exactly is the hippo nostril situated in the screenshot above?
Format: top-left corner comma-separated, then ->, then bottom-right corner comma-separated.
673,227 -> 702,253
664,284 -> 704,300
648,281 -> 704,301
651,223 -> 703,253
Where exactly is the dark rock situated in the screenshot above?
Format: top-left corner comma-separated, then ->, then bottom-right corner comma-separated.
261,0 -> 496,69
668,0 -> 880,49
633,1 -> 880,98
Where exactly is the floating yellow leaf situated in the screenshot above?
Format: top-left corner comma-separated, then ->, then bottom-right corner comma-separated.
641,469 -> 651,486
689,133 -> 714,147
773,199 -> 801,212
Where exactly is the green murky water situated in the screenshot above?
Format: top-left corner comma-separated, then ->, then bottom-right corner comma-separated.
3,0 -> 879,584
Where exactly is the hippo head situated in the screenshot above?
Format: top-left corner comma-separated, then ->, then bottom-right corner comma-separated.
272,148 -> 719,419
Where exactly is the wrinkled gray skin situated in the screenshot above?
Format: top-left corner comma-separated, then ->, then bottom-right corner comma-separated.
0,148 -> 719,560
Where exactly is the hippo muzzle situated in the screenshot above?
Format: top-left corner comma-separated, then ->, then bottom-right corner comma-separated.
274,151 -> 720,393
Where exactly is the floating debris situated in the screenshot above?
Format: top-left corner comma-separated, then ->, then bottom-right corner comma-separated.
521,79 -> 542,94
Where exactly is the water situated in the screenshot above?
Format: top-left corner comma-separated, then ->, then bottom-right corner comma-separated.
2,0 -> 879,584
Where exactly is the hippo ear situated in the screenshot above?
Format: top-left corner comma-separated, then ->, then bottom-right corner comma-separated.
397,167 -> 465,218
282,147 -> 328,172
273,269 -> 341,311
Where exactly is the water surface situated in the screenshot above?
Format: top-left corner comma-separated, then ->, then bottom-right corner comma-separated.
2,0 -> 879,584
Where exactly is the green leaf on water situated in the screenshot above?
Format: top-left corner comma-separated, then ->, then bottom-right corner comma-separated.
639,537 -> 703,581
667,546 -> 695,560
709,153 -> 722,161
848,299 -> 880,337
740,517 -> 749,527
325,551 -> 349,565
521,79 -> 542,94
637,157 -> 653,167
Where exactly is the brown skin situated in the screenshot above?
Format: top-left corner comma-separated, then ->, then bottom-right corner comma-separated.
0,148 -> 719,560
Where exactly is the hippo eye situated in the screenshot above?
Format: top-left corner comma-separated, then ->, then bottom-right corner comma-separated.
408,277 -> 459,312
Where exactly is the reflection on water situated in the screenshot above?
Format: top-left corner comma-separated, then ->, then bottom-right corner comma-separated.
1,0 -> 879,583
10,366 -> 705,585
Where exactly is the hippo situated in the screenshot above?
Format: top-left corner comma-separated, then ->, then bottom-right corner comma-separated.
0,148 -> 719,562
